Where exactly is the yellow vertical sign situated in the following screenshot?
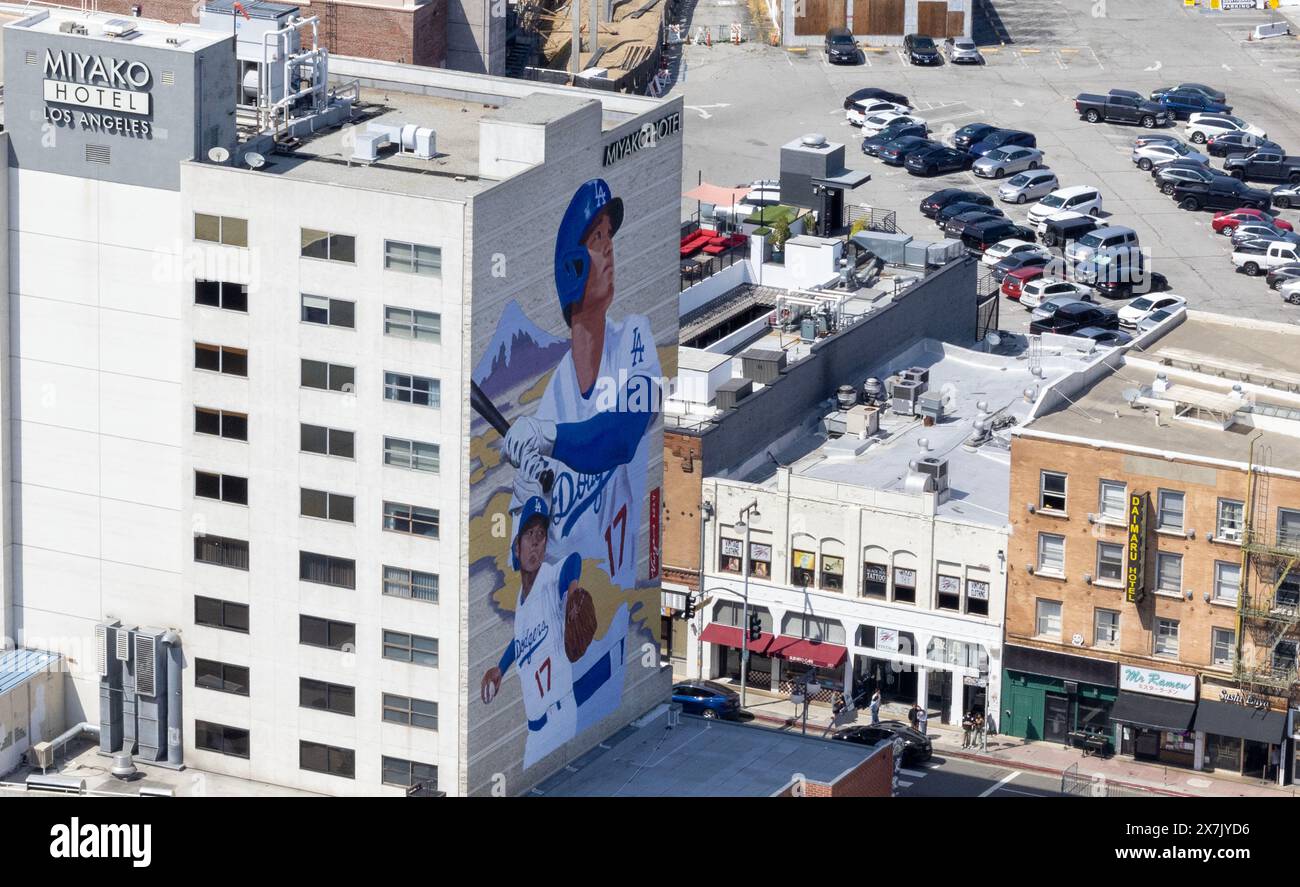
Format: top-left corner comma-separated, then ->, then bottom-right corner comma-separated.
1126,493 -> 1147,603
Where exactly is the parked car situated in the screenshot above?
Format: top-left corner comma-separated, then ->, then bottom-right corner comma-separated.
982,238 -> 1050,267
671,681 -> 741,720
1028,186 -> 1104,225
1212,208 -> 1293,235
878,136 -> 942,166
832,722 -> 933,764
1173,178 -> 1272,212
1185,112 -> 1267,145
967,129 -> 1038,158
860,111 -> 925,136
1136,307 -> 1180,333
1232,239 -> 1300,276
847,100 -> 911,128
904,33 -> 942,65
1132,133 -> 1186,150
1280,278 -> 1300,305
844,87 -> 911,111
1030,295 -> 1092,320
1118,294 -> 1187,328
1151,87 -> 1232,120
999,168 -> 1059,204
1065,225 -> 1139,267
952,123 -> 1000,151
962,219 -> 1037,254
936,200 -> 1001,226
1132,141 -> 1207,171
1271,184 -> 1300,209
1038,211 -> 1101,248
1018,278 -> 1095,310
906,145 -> 974,176
1094,268 -> 1168,301
1224,149 -> 1300,185
1030,302 -> 1119,335
920,188 -> 991,218
1207,132 -> 1280,158
1229,224 -> 1298,248
825,27 -> 860,64
972,146 -> 1044,178
1075,89 -> 1168,128
1154,162 -> 1234,195
1158,82 -> 1227,104
946,209 -> 1005,239
1266,263 -> 1300,290
1001,265 -> 1048,299
943,36 -> 983,64
992,251 -> 1054,282
862,120 -> 930,156
1073,327 -> 1133,347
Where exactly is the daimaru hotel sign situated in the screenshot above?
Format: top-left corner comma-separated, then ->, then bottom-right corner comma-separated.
43,49 -> 154,135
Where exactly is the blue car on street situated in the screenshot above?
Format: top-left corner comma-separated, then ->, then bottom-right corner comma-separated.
672,681 -> 741,719
1151,87 -> 1232,121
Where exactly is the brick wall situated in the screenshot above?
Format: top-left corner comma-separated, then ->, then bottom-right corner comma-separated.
775,742 -> 893,796
663,430 -> 703,590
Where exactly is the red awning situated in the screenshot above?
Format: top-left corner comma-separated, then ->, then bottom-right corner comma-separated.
700,623 -> 775,655
683,183 -> 752,207
768,636 -> 848,669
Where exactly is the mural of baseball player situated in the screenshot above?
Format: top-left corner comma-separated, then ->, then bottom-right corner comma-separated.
480,496 -> 599,769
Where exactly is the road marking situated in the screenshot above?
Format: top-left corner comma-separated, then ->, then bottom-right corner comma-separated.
1012,99 -> 1024,107
1059,47 -> 1079,53
979,770 -> 1023,797
1020,48 -> 1040,53
900,768 -> 929,778
685,103 -> 730,119
999,787 -> 1051,797
1223,63 -> 1234,71
1144,60 -> 1162,72
897,779 -> 914,788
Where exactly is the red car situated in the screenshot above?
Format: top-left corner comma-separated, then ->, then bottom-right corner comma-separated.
1211,208 -> 1294,235
1001,265 -> 1047,300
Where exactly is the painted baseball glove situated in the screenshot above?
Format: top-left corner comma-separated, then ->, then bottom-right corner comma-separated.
564,586 -> 598,663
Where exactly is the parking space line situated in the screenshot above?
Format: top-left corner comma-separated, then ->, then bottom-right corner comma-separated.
979,770 -> 1023,798
898,779 -> 914,788
900,768 -> 929,778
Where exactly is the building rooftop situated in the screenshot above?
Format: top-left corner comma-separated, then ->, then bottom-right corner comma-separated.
0,648 -> 59,695
7,7 -> 229,53
533,707 -> 882,797
1022,312 -> 1300,470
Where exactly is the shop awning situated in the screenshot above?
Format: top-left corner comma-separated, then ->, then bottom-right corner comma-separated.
1004,644 -> 1119,688
682,184 -> 753,207
768,636 -> 848,669
1193,700 -> 1288,745
1110,691 -> 1197,732
699,623 -> 775,655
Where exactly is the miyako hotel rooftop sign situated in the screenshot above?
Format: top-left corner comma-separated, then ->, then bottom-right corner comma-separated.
43,49 -> 154,136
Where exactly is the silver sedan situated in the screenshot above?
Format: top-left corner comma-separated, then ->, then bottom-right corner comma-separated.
972,146 -> 1045,179
943,37 -> 983,64
1130,141 -> 1207,171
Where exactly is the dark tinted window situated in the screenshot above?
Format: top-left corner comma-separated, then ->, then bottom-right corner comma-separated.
194,596 -> 249,633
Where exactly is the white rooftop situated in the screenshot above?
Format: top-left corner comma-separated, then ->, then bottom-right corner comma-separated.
8,8 -> 230,53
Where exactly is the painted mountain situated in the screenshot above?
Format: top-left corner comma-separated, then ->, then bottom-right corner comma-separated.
472,299 -> 569,400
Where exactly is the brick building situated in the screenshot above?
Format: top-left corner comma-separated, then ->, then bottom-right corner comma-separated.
1005,312 -> 1300,786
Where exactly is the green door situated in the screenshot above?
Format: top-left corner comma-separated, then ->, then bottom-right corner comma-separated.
1008,686 -> 1042,740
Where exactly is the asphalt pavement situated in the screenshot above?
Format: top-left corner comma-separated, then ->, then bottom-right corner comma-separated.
894,755 -> 1066,797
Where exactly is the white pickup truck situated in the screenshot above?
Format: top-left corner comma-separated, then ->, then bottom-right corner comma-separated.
1232,239 -> 1300,276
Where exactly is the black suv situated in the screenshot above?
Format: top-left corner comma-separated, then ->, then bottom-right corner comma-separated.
904,33 -> 942,65
920,188 -> 991,218
1154,162 -> 1233,195
906,145 -> 971,176
952,123 -> 999,151
863,120 -> 929,156
963,219 -> 1036,253
1173,179 -> 1271,212
1029,303 -> 1119,335
825,27 -> 859,64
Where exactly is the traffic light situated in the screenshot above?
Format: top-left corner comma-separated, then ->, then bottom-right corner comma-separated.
748,612 -> 762,642
683,594 -> 696,620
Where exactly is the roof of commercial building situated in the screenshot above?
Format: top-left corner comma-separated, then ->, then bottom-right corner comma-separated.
1022,313 -> 1300,470
0,649 -> 60,695
533,707 -> 882,797
6,7 -> 229,53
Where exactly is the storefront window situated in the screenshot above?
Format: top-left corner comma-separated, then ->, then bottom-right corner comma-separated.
862,562 -> 888,598
719,537 -> 742,574
748,542 -> 771,580
1207,734 -> 1242,773
1076,699 -> 1112,733
781,613 -> 845,645
820,555 -> 844,592
893,567 -> 917,604
791,550 -> 816,588
936,575 -> 961,611
1163,731 -> 1195,754
966,579 -> 990,617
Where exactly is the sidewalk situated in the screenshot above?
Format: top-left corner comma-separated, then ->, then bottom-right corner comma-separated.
739,694 -> 1298,798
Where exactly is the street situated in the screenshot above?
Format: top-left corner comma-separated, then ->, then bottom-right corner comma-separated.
895,756 -> 1066,797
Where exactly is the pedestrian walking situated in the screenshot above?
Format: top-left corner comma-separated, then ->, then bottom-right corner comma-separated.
832,691 -> 847,721
917,705 -> 928,736
907,702 -> 920,731
975,712 -> 987,751
870,690 -> 882,725
961,711 -> 974,749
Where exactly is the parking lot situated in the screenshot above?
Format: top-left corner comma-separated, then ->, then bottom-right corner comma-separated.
671,0 -> 1300,325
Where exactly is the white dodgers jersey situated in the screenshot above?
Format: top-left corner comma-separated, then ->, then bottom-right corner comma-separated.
513,558 -> 577,768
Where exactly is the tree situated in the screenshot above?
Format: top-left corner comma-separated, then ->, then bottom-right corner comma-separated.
771,217 -> 791,252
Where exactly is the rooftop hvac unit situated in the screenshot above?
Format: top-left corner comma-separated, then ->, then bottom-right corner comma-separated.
740,348 -> 787,385
918,394 -> 944,422
889,378 -> 924,416
115,628 -> 130,662
901,367 -> 930,386
26,773 -> 85,794
715,378 -> 753,411
103,18 -> 138,37
916,457 -> 950,493
58,21 -> 89,35
134,632 -> 158,698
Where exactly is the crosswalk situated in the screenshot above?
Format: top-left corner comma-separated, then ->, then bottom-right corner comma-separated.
894,762 -> 938,789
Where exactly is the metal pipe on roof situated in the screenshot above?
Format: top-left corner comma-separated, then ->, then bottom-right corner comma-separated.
161,631 -> 183,768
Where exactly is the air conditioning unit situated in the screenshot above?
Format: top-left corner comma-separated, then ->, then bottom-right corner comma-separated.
890,378 -> 924,416
901,367 -> 930,387
916,457 -> 949,494
134,632 -> 158,698
103,18 -> 138,37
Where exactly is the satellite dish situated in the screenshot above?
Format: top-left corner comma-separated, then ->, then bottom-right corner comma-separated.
1122,387 -> 1142,405
244,152 -> 266,170
207,146 -> 230,164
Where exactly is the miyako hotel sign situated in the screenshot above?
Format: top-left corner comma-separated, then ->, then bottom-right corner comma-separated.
43,49 -> 154,136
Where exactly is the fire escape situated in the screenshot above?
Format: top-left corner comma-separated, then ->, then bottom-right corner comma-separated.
1235,442 -> 1300,694
506,1 -> 543,78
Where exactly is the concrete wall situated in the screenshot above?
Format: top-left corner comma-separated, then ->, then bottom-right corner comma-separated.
0,666 -> 64,778
0,133 -> 9,648
775,742 -> 892,796
444,0 -> 505,75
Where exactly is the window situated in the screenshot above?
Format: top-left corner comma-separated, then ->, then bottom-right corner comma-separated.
748,542 -> 772,580
1035,599 -> 1062,639
1214,561 -> 1240,604
1096,542 -> 1124,584
384,240 -> 441,276
382,630 -> 439,667
196,721 -> 250,758
384,307 -> 442,343
195,407 -> 247,441
1040,471 -> 1067,512
383,694 -> 438,730
780,613 -> 845,645
383,566 -> 439,603
1094,609 -> 1120,648
300,614 -> 356,651
194,596 -> 249,633
382,756 -> 438,790
1212,627 -> 1235,668
195,471 -> 248,505
791,549 -> 816,588
1273,640 -> 1297,672
1156,552 -> 1183,595
195,658 -> 250,696
194,534 -> 249,571
1216,499 -> 1244,542
862,562 -> 888,599
194,213 -> 247,247
718,538 -> 742,573
893,567 -> 917,604
1099,480 -> 1126,522
299,551 -> 357,589
301,423 -> 354,459
936,575 -> 961,611
384,372 -> 440,408
194,343 -> 248,377
194,280 -> 247,311
301,228 -> 355,263
384,437 -> 440,474
1037,533 -> 1065,576
299,740 -> 355,778
301,359 -> 355,393
301,294 -> 355,329
1157,490 -> 1185,533
966,579 -> 990,617
300,488 -> 355,524
383,502 -> 439,538
1154,618 -> 1180,657
1279,509 -> 1300,548
299,678 -> 355,716
820,555 -> 844,591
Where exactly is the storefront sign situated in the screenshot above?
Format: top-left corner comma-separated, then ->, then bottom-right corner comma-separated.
42,49 -> 154,136
967,579 -> 990,601
876,628 -> 899,653
1219,688 -> 1270,711
649,487 -> 661,579
863,563 -> 887,584
792,550 -> 816,570
1125,493 -> 1147,603
720,538 -> 743,558
937,575 -> 960,595
1120,665 -> 1196,701
894,568 -> 916,587
750,543 -> 772,562
603,111 -> 682,167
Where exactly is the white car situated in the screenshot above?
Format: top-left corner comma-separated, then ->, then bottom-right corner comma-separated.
859,111 -> 924,136
1137,307 -> 1181,333
1185,113 -> 1266,145
846,99 -> 911,127
1118,294 -> 1187,328
1027,186 -> 1104,225
1019,279 -> 1095,310
982,239 -> 1049,267
1281,278 -> 1300,305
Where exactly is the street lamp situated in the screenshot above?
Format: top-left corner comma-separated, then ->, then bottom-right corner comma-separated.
734,500 -> 760,709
